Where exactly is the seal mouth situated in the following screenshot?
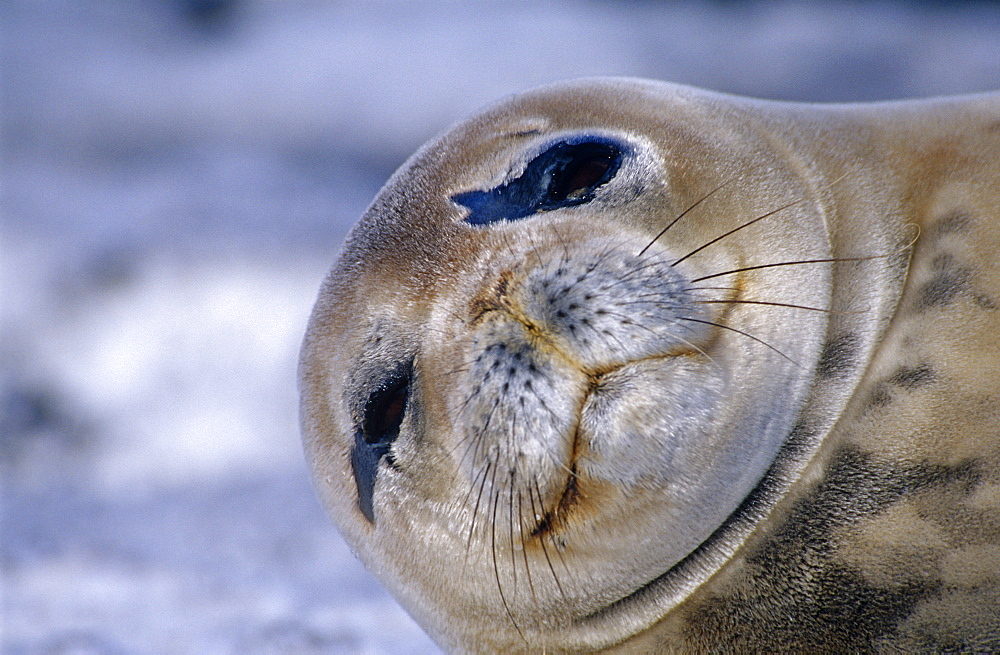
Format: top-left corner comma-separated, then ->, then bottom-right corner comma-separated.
436,216 -> 813,636
527,463 -> 582,540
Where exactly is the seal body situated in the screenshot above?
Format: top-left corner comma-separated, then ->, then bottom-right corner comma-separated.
299,79 -> 1000,652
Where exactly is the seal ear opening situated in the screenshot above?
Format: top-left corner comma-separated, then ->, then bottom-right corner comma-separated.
351,363 -> 412,523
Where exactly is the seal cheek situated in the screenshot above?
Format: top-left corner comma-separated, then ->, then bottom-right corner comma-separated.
580,357 -> 725,487
562,356 -> 732,584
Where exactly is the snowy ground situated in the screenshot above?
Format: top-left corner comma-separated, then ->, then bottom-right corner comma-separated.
2,1 -> 998,653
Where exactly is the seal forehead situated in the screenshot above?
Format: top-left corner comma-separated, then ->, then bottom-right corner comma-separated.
341,78 -> 760,271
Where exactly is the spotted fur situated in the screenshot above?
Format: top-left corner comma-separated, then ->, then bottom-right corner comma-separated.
613,150 -> 1000,652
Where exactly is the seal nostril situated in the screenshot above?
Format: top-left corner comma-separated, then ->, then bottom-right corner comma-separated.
363,376 -> 408,447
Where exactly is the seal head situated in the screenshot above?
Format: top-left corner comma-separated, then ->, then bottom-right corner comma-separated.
301,79 -> 999,651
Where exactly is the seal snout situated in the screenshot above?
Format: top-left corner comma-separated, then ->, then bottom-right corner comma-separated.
455,239 -> 712,533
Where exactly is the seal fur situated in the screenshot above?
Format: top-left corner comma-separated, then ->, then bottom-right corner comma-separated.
300,78 -> 1000,652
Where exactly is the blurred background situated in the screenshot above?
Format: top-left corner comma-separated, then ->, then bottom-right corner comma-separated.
2,1 -> 997,652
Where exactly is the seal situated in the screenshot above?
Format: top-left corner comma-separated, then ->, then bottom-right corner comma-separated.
299,78 -> 1000,652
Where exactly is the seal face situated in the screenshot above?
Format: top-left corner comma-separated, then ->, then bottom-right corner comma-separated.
300,79 -> 1000,652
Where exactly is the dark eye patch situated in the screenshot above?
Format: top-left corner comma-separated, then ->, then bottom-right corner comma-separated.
452,136 -> 625,226
351,362 -> 411,523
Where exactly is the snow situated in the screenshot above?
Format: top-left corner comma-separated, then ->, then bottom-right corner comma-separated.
1,1 -> 997,652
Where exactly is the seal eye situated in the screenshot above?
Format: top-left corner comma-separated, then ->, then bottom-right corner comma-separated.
351,365 -> 411,523
363,375 -> 408,448
452,137 -> 625,225
542,141 -> 619,207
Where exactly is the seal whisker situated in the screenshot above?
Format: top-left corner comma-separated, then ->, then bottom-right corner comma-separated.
690,228 -> 919,282
448,396 -> 487,467
465,459 -> 494,558
456,457 -> 486,523
672,199 -> 806,267
454,377 -> 484,418
508,467 -> 519,600
516,488 -> 540,610
545,222 -> 575,268
517,386 -> 577,483
574,308 -> 638,354
638,180 -> 732,258
472,394 -> 505,464
611,290 -> 688,306
450,345 -> 538,477
677,316 -> 799,365
438,365 -> 472,378
591,304 -> 696,348
590,240 -> 633,275
611,256 -> 681,288
687,285 -> 740,293
531,479 -> 567,601
507,464 -> 523,598
488,459 -> 526,641
449,431 -> 479,471
596,298 -> 697,335
539,446 -> 578,484
694,299 -> 866,315
549,529 -> 574,585
497,225 -> 526,266
496,416 -> 522,598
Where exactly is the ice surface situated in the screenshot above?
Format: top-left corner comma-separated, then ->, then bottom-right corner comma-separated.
2,1 -> 997,652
